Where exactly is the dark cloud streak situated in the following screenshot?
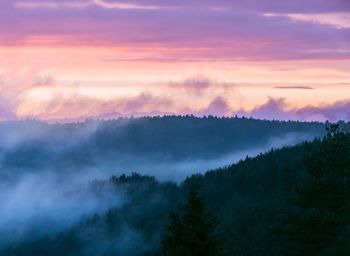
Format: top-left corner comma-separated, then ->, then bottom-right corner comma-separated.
274,86 -> 315,90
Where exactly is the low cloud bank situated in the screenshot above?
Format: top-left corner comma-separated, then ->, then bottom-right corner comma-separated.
0,170 -> 126,248
242,98 -> 350,122
0,117 -> 325,251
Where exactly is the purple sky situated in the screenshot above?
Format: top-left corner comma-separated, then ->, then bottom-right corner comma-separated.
0,0 -> 349,122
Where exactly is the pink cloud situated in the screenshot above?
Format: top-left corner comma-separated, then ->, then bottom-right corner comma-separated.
3,83 -> 350,122
167,75 -> 234,95
295,100 -> 350,122
248,98 -> 292,120
240,98 -> 350,122
1,0 -> 349,60
18,91 -> 174,121
0,1 -> 349,121
197,96 -> 231,116
14,0 -> 161,10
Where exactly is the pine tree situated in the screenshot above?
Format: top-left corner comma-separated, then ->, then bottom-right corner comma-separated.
283,124 -> 350,255
161,185 -> 220,256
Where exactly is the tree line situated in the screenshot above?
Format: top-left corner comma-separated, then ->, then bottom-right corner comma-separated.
1,123 -> 349,255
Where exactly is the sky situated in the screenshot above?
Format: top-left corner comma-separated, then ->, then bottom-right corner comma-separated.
0,0 -> 349,122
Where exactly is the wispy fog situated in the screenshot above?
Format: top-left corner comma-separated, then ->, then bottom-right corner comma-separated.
0,170 -> 125,247
0,117 -> 325,249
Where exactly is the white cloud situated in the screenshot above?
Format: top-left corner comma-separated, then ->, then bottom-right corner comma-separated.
14,0 -> 91,9
264,12 -> 350,29
14,0 -> 160,10
92,0 -> 159,10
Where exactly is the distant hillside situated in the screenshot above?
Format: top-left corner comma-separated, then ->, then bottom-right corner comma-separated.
0,116 -> 325,181
0,138 -> 312,256
1,125 -> 350,256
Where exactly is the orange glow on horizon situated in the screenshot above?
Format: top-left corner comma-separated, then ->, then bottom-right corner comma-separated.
1,45 -> 349,121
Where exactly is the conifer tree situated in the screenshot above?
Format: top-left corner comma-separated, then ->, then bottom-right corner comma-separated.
161,186 -> 220,256
283,124 -> 350,255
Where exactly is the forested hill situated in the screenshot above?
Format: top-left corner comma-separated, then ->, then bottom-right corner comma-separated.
0,132 -> 336,256
0,116 -> 324,180
0,137 -> 308,256
1,124 -> 350,256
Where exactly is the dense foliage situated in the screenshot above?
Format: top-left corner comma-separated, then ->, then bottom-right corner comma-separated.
160,186 -> 219,256
0,118 -> 349,256
282,125 -> 350,256
0,116 -> 324,175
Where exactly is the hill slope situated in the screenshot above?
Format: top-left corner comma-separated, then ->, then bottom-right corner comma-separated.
0,142 -> 311,256
0,116 -> 324,181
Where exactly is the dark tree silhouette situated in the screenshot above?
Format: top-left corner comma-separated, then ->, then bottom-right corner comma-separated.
2,121 -> 349,256
283,124 -> 350,256
161,186 -> 220,256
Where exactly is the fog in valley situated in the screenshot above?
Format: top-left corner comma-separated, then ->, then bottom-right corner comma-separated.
0,116 -> 325,253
